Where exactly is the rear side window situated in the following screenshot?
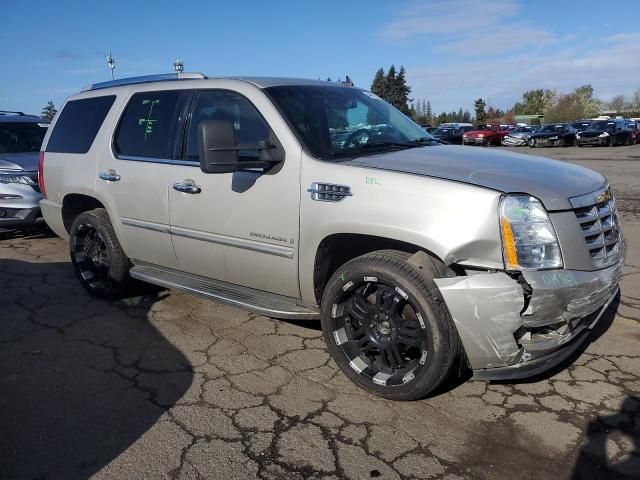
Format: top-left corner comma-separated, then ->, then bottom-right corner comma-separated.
46,95 -> 115,153
114,90 -> 187,159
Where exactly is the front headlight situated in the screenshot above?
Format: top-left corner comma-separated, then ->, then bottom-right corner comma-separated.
499,195 -> 563,270
0,172 -> 30,185
599,132 -> 609,137
477,134 -> 485,138
549,136 -> 559,140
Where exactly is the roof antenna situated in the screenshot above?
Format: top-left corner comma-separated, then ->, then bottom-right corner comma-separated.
106,51 -> 116,80
173,59 -> 185,74
344,75 -> 354,87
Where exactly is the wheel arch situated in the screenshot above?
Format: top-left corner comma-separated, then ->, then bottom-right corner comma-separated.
61,193 -> 106,233
310,233 -> 450,305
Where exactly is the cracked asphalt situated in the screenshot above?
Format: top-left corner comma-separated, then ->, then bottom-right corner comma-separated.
1,146 -> 639,480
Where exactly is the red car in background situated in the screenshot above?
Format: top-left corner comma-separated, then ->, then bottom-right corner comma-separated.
625,121 -> 640,144
462,124 -> 509,146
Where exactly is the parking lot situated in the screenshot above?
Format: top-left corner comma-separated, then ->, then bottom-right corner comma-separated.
1,145 -> 638,480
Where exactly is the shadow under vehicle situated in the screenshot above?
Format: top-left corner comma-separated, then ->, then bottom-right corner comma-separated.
0,258 -> 192,480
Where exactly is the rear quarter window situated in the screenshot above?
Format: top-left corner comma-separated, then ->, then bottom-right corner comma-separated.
46,95 -> 115,153
114,90 -> 187,159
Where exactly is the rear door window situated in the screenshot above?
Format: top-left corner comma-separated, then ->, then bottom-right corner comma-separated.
114,90 -> 189,159
46,96 -> 115,153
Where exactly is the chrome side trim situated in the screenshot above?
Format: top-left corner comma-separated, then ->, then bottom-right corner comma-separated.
121,217 -> 170,234
170,226 -> 294,259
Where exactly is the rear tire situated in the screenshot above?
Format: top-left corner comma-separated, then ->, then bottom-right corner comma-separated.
69,208 -> 131,299
320,250 -> 461,400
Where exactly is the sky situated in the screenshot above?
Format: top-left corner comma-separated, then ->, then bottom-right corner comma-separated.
2,0 -> 639,116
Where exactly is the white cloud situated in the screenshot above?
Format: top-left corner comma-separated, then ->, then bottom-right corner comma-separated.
407,34 -> 640,113
381,0 -> 520,39
381,1 -> 639,112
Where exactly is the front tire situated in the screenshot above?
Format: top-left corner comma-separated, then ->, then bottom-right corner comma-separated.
320,250 -> 461,400
69,208 -> 131,298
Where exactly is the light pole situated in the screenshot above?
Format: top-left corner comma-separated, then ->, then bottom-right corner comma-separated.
173,59 -> 184,74
106,51 -> 116,80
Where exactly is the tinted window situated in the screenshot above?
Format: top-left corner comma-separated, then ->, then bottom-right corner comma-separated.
185,90 -> 271,162
46,96 -> 115,153
115,90 -> 187,159
0,122 -> 48,154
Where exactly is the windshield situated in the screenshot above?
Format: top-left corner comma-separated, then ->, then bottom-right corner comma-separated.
265,85 -> 435,159
0,122 -> 48,154
586,121 -> 615,132
540,124 -> 565,133
572,122 -> 591,129
512,126 -> 532,133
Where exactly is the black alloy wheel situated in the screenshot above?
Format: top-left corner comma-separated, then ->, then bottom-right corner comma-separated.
332,280 -> 427,387
321,250 -> 461,400
70,208 -> 131,298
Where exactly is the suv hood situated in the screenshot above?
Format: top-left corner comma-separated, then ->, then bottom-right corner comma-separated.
0,152 -> 39,171
345,145 -> 605,211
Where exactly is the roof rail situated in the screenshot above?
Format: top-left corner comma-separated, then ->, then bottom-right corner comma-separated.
0,110 -> 26,116
82,72 -> 207,92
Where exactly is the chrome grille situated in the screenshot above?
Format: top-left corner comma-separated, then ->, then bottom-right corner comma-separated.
570,187 -> 621,268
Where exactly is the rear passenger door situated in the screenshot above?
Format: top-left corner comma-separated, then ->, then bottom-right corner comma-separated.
97,88 -> 191,269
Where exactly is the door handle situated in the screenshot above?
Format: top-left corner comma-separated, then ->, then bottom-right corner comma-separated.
173,181 -> 202,194
99,170 -> 121,182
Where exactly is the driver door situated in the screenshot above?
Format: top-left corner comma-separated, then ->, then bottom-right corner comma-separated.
168,89 -> 301,297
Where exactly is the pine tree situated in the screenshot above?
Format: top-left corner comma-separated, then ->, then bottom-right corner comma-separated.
41,101 -> 57,122
385,65 -> 397,104
474,98 -> 487,124
370,68 -> 386,98
396,66 -> 411,114
426,100 -> 432,122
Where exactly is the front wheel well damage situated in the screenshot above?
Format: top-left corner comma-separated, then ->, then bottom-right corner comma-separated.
312,233 -> 447,304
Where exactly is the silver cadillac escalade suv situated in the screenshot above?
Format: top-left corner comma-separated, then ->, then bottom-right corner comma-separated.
39,73 -> 624,400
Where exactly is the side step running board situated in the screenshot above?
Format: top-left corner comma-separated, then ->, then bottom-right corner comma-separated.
129,262 -> 320,320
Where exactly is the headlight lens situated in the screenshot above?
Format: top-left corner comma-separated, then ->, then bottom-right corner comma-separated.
0,172 -> 30,185
499,195 -> 563,270
549,136 -> 559,140
477,134 -> 485,138
599,132 -> 609,137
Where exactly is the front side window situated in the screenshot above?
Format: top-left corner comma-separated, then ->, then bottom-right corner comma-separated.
185,90 -> 271,162
0,122 -> 48,154
114,90 -> 187,159
265,85 -> 435,160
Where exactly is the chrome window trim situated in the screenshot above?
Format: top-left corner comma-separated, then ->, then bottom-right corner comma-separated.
116,154 -> 173,165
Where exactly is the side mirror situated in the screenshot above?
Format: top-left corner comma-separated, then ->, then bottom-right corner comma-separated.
198,120 -> 284,174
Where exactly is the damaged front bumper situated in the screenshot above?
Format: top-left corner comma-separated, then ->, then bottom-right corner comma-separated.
434,255 -> 624,380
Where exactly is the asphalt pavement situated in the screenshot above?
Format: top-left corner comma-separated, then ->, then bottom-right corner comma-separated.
1,145 -> 639,480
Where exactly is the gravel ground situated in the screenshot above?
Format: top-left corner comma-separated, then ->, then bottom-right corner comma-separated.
1,145 -> 638,480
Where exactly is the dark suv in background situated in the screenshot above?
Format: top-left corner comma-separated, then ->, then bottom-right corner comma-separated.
577,120 -> 633,147
429,124 -> 473,144
0,111 -> 48,231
